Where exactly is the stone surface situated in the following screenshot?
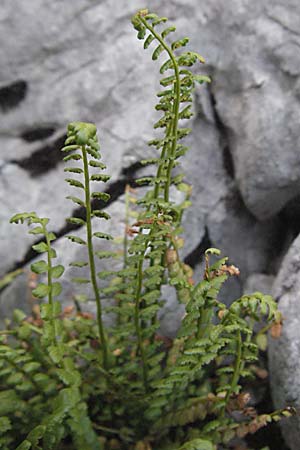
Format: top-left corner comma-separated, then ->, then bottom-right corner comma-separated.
268,233 -> 300,450
207,0 -> 300,220
243,273 -> 275,295
0,163 -> 76,276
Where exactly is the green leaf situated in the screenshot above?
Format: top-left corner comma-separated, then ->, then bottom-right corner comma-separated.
69,261 -> 88,268
160,75 -> 176,87
152,44 -> 164,60
0,390 -> 23,415
31,260 -> 48,274
32,242 -> 48,253
65,178 -> 84,189
171,37 -> 189,50
61,144 -> 79,152
256,333 -> 268,351
94,251 -> 116,259
92,210 -> 111,220
91,192 -> 110,202
10,212 -> 37,224
16,441 -> 32,450
32,283 -> 50,299
49,248 -> 57,258
161,26 -> 176,38
27,425 -> 46,446
152,17 -> 168,26
205,247 -> 221,256
0,268 -> 23,289
66,235 -> 87,245
52,282 -> 62,297
0,416 -> 11,433
178,438 -> 216,450
67,217 -> 86,226
48,232 -> 56,242
144,34 -> 155,49
135,177 -> 153,185
41,301 -> 61,320
23,362 -> 41,373
66,196 -> 85,207
64,167 -> 83,174
93,232 -> 113,240
89,160 -> 106,169
72,277 -> 90,284
63,153 -> 82,162
86,147 -> 100,159
48,345 -> 64,364
88,139 -> 100,151
193,74 -> 211,84
13,308 -> 27,323
160,59 -> 174,73
90,174 -> 111,182
56,369 -> 81,386
28,226 -> 44,235
144,13 -> 158,20
137,27 -> 146,40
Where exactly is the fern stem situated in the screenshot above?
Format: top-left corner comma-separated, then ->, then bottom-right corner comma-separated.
134,257 -> 149,392
164,77 -> 180,202
153,123 -> 172,201
81,145 -> 108,370
196,308 -> 212,340
45,231 -> 53,308
45,226 -> 59,345
140,18 -> 181,203
222,330 -> 242,416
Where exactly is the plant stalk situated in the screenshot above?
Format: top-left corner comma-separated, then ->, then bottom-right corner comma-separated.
82,145 -> 108,370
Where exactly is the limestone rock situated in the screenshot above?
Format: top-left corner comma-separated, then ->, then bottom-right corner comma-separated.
0,163 -> 75,276
243,273 -> 275,295
268,233 -> 300,450
207,0 -> 300,219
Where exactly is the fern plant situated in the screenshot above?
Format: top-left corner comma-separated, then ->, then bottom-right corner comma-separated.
0,9 -> 295,450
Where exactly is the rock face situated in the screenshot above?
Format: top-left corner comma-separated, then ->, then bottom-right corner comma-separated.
268,234 -> 300,450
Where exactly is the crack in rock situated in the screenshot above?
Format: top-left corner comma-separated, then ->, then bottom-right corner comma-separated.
10,134 -> 66,177
208,86 -> 235,180
0,80 -> 28,112
184,227 -> 212,268
20,126 -> 56,142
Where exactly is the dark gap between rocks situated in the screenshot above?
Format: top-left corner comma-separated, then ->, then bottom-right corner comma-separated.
208,87 -> 235,179
269,196 -> 300,275
0,80 -> 28,112
245,354 -> 289,450
11,134 -> 66,177
21,126 -> 56,142
184,227 -> 212,268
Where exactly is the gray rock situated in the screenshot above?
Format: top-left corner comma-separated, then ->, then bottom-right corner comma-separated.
268,233 -> 300,450
243,273 -> 275,295
0,163 -> 76,276
207,0 -> 300,220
